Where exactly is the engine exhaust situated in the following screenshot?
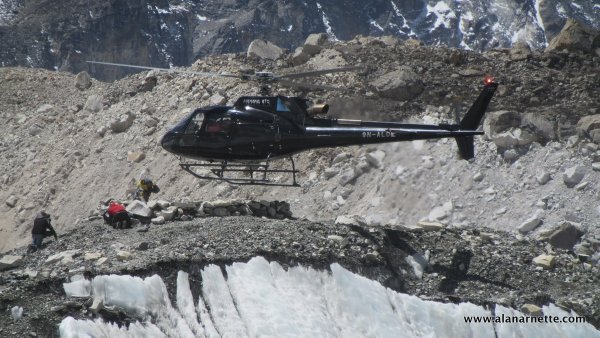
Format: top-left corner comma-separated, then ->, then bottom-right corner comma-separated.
307,103 -> 329,115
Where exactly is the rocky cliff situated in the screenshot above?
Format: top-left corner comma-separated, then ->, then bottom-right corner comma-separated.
1,0 -> 599,80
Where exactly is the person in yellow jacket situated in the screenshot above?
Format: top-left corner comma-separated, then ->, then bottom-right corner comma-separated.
135,178 -> 160,202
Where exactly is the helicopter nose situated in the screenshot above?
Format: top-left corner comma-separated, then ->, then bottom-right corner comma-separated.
160,131 -> 176,153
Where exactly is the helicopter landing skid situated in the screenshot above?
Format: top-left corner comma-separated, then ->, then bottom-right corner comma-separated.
179,157 -> 300,187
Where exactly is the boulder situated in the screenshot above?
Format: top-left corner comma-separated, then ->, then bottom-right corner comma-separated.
563,166 -> 585,188
84,95 -> 103,113
109,111 -> 135,133
339,168 -> 360,186
75,71 -> 92,90
416,221 -> 445,231
126,200 -> 153,218
157,206 -> 178,221
209,93 -> 227,105
547,222 -> 583,250
303,33 -> 329,56
291,47 -> 310,66
521,304 -> 543,316
518,212 -> 543,233
5,195 -> 18,208
428,202 -> 453,221
510,41 -> 532,61
532,254 -> 555,269
483,111 -> 521,136
116,250 -> 133,261
366,150 -> 386,169
84,252 -> 102,261
370,68 -> 424,101
0,255 -> 23,271
577,115 -> 600,138
90,298 -> 103,314
536,171 -> 551,185
335,215 -> 365,226
36,104 -> 54,115
127,151 -> 146,163
545,18 -> 600,54
212,207 -> 229,217
247,39 -> 284,60
45,250 -> 80,265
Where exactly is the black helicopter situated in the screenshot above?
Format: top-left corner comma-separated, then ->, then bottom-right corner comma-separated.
88,61 -> 498,186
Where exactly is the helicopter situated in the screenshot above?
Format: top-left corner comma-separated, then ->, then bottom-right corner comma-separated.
88,61 -> 498,186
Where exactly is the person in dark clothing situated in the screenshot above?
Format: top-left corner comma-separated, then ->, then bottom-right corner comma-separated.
102,200 -> 132,229
30,211 -> 57,252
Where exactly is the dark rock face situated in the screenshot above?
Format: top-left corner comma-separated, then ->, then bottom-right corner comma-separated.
1,0 -> 599,80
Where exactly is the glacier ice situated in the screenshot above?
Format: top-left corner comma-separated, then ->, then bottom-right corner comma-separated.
60,256 -> 600,337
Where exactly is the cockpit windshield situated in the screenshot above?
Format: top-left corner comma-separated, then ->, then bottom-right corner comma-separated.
184,111 -> 205,134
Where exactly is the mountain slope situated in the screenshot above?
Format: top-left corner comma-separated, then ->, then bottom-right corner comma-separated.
1,0 -> 598,80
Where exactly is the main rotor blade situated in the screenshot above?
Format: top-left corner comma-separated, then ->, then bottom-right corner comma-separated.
277,66 -> 363,80
278,79 -> 342,91
86,61 -> 240,79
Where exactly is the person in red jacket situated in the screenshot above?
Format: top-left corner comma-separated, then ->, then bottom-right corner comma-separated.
102,200 -> 132,229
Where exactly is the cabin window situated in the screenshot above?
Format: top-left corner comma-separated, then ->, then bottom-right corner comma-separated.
206,116 -> 232,133
276,98 -> 291,112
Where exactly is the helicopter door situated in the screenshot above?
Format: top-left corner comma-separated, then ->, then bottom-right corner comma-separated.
205,115 -> 233,154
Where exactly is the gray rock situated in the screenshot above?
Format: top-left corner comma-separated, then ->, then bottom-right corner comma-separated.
5,195 -> 18,208
109,111 -> 135,133
36,104 -> 54,115
366,150 -> 386,169
518,212 -> 543,233
213,207 -> 229,217
416,221 -> 445,231
126,200 -> 153,218
116,250 -> 133,261
370,68 -> 424,101
428,202 -> 453,221
483,111 -> 521,135
521,304 -> 543,316
291,47 -> 310,66
209,93 -> 227,106
83,252 -> 102,261
75,71 -> 92,90
96,126 -> 107,137
89,298 -> 103,314
335,215 -> 365,226
563,166 -> 586,188
0,255 -> 23,271
339,168 -> 360,186
127,151 -> 145,163
545,18 -> 600,54
303,33 -> 329,56
548,222 -> 583,250
84,95 -> 103,113
532,254 -> 555,269
510,41 -> 532,61
576,114 -> 600,135
28,124 -> 43,136
45,250 -> 80,264
247,39 -> 284,60
536,171 -> 551,185
473,172 -> 484,182
151,216 -> 165,225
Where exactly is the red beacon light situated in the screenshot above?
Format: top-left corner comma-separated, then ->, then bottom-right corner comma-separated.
484,75 -> 495,85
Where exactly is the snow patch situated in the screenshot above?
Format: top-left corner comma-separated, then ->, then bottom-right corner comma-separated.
427,1 -> 456,31
316,2 -> 338,41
